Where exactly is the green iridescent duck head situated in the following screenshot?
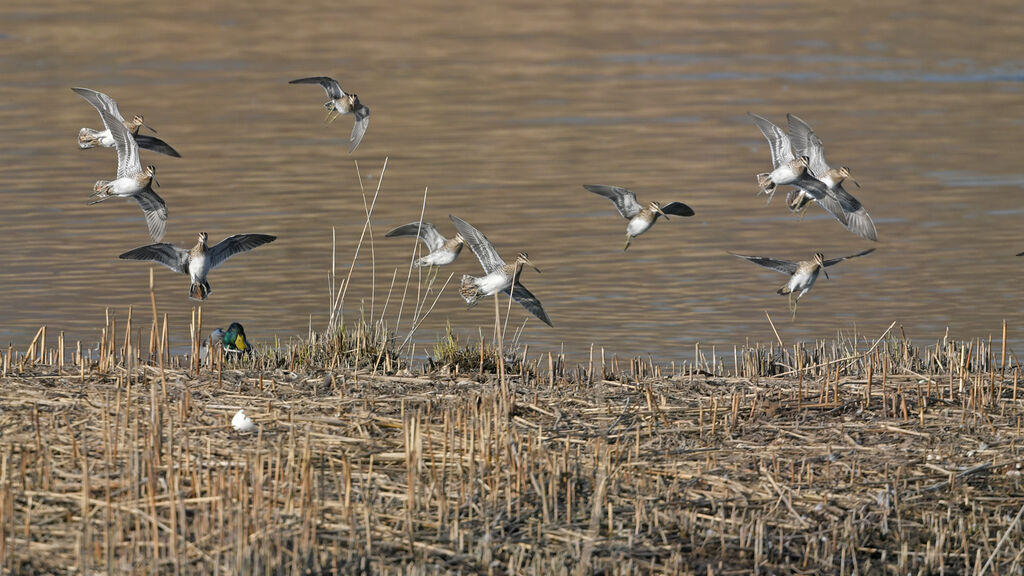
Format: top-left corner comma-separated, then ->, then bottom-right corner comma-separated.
222,322 -> 249,353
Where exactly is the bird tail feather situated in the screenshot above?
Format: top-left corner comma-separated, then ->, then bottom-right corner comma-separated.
459,276 -> 484,308
189,281 -> 211,301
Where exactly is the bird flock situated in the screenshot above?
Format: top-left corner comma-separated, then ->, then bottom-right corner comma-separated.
384,111 -> 883,326
73,74 -> 919,336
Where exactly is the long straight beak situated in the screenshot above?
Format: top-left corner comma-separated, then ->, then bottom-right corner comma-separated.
140,120 -> 157,134
850,178 -> 860,188
823,269 -> 830,280
153,176 -> 160,188
656,206 -> 669,221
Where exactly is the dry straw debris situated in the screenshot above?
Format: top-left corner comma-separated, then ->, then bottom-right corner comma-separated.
1,316 -> 1023,575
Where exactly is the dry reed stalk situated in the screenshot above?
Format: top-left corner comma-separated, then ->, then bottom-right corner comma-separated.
493,294 -> 505,392
353,163 -> 377,320
24,326 -> 43,370
393,186 -> 430,335
331,157 -> 389,334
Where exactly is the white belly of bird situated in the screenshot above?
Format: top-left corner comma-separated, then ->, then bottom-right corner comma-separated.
105,176 -> 145,197
788,268 -> 820,298
93,130 -> 115,148
189,254 -> 209,284
771,164 -> 801,186
418,250 -> 457,267
475,270 -> 512,297
79,128 -> 116,149
626,216 -> 653,238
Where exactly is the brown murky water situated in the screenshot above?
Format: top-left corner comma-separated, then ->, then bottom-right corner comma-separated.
1,0 -> 1023,361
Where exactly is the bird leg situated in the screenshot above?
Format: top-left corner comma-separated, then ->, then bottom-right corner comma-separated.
789,293 -> 801,321
89,182 -> 112,203
756,173 -> 773,191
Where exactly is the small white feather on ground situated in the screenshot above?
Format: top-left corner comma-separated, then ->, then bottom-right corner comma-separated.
231,409 -> 255,432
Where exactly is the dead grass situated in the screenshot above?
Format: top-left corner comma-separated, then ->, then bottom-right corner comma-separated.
1,319 -> 1023,575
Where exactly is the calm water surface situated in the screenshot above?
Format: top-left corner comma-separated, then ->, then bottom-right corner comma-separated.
1,0 -> 1023,362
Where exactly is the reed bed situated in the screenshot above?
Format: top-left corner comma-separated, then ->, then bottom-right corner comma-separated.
2,315 -> 1023,575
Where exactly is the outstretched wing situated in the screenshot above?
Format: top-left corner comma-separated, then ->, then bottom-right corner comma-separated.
788,115 -> 833,179
119,243 -> 189,274
786,113 -> 816,160
207,234 -> 277,269
732,253 -> 799,275
831,186 -> 877,241
134,134 -> 181,158
505,282 -> 553,327
73,87 -> 142,178
810,184 -> 876,241
661,201 -> 695,217
583,184 -> 643,219
289,76 -> 343,100
72,87 -> 119,131
450,215 -> 505,274
748,112 -> 796,168
386,222 -> 447,252
822,248 -> 875,268
791,174 -> 829,200
349,105 -> 370,152
134,187 -> 168,242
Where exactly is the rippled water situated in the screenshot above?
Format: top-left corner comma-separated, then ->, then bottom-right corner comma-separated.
1,0 -> 1023,362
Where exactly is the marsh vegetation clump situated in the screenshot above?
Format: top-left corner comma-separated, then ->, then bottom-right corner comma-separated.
3,319 -> 1024,574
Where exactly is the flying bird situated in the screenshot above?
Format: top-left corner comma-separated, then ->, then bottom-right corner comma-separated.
289,76 -> 370,153
449,215 -> 552,327
119,232 -> 276,301
583,184 -> 694,251
732,249 -> 875,317
786,114 -> 877,241
73,87 -> 169,241
385,221 -> 464,267
74,88 -> 180,157
748,112 -> 827,203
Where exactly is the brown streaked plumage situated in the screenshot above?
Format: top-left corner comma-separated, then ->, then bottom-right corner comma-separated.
289,76 -> 370,153
732,249 -> 875,318
787,113 -> 877,241
75,90 -> 181,158
449,215 -> 552,327
119,232 -> 276,301
385,221 -> 464,267
73,87 -> 169,241
748,112 -> 829,203
583,184 -> 695,250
